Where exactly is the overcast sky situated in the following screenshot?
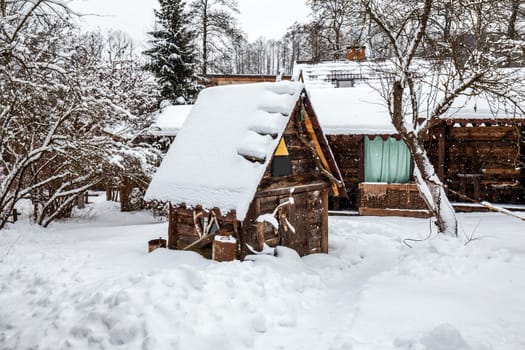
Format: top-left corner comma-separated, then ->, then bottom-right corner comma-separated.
71,0 -> 310,47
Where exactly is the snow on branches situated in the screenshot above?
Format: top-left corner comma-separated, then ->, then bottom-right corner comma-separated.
0,1 -> 160,228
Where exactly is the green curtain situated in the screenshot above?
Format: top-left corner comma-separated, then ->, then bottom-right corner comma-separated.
365,137 -> 412,183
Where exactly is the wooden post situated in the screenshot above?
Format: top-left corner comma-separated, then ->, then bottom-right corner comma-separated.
459,175 -> 466,196
77,193 -> 85,209
239,206 -> 254,261
84,191 -> 89,204
230,212 -> 243,260
106,186 -> 111,201
438,126 -> 446,181
358,136 -> 365,182
473,176 -> 481,201
119,177 -> 129,212
212,234 -> 238,262
321,189 -> 329,254
167,203 -> 178,250
12,209 -> 18,223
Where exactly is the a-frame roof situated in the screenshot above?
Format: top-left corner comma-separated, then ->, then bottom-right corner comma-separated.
146,81 -> 314,220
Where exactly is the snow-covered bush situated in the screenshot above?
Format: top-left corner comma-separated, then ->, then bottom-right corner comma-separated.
0,1 -> 160,228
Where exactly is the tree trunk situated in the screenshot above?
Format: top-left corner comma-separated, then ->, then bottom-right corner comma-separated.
202,0 -> 208,76
408,136 -> 458,236
508,0 -> 519,39
392,81 -> 457,236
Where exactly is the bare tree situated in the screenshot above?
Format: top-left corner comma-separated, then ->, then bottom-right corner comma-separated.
0,1 -> 160,228
361,0 -> 524,236
189,0 -> 242,75
307,0 -> 366,59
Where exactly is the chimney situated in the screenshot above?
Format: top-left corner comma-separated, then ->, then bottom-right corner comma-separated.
346,46 -> 366,61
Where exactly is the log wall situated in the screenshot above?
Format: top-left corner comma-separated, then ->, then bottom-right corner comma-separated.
326,135 -> 363,209
442,125 -> 523,202
325,123 -> 525,210
247,184 -> 330,256
252,107 -> 333,256
167,204 -> 238,250
358,183 -> 428,213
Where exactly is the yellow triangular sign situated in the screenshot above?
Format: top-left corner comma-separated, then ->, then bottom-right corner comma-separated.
275,137 -> 289,156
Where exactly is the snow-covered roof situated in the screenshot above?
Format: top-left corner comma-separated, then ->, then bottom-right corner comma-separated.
307,85 -> 395,135
295,60 -> 524,135
445,93 -> 524,120
149,105 -> 193,136
293,61 -> 376,89
145,81 -> 304,220
308,84 -> 525,135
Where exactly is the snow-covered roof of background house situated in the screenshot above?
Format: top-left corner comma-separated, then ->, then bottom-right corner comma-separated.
149,105 -> 193,137
293,61 -> 375,89
145,81 -> 304,220
307,85 -> 396,135
294,60 -> 524,135
307,83 -> 525,135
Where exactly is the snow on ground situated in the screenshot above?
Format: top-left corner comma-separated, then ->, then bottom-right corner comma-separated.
1,195 -> 524,350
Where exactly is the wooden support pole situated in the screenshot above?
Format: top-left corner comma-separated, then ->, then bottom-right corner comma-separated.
239,207 -> 254,261
359,137 -> 365,182
321,189 -> 329,254
438,126 -> 446,181
168,203 -> 178,250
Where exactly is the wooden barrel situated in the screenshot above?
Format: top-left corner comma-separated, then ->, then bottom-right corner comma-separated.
148,238 -> 167,253
212,235 -> 237,262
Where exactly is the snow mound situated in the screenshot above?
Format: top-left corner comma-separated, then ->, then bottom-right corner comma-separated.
394,324 -> 474,350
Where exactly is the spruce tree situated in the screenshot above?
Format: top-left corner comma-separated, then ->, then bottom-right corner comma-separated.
144,0 -> 198,104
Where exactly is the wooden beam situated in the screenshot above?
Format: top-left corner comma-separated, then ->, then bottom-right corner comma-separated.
255,182 -> 330,198
438,125 -> 446,181
359,207 -> 431,218
303,111 -> 340,196
302,96 -> 347,197
359,138 -> 365,182
321,189 -> 329,254
168,203 -> 178,249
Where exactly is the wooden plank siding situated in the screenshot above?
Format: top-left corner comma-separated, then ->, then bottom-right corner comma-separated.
439,124 -> 523,202
326,135 -> 363,209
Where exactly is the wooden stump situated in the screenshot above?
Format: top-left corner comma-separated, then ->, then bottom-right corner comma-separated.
212,235 -> 237,262
148,238 -> 167,253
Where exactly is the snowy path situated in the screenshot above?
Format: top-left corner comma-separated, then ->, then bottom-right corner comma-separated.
1,196 -> 525,349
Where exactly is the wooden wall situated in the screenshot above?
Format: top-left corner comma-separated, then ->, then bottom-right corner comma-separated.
441,124 -> 523,202
245,185 -> 329,256
205,74 -> 292,87
250,108 -> 332,256
325,123 -> 524,209
358,183 -> 428,217
326,135 -> 362,209
167,204 -> 237,250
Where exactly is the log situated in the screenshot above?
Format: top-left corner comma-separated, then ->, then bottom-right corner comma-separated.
168,203 -> 178,249
212,235 -> 238,262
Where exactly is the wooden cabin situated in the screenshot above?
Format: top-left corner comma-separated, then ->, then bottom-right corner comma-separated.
294,61 -> 525,215
204,74 -> 292,87
145,82 -> 345,260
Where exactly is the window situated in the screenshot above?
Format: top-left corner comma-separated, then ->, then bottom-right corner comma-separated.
364,136 -> 412,183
